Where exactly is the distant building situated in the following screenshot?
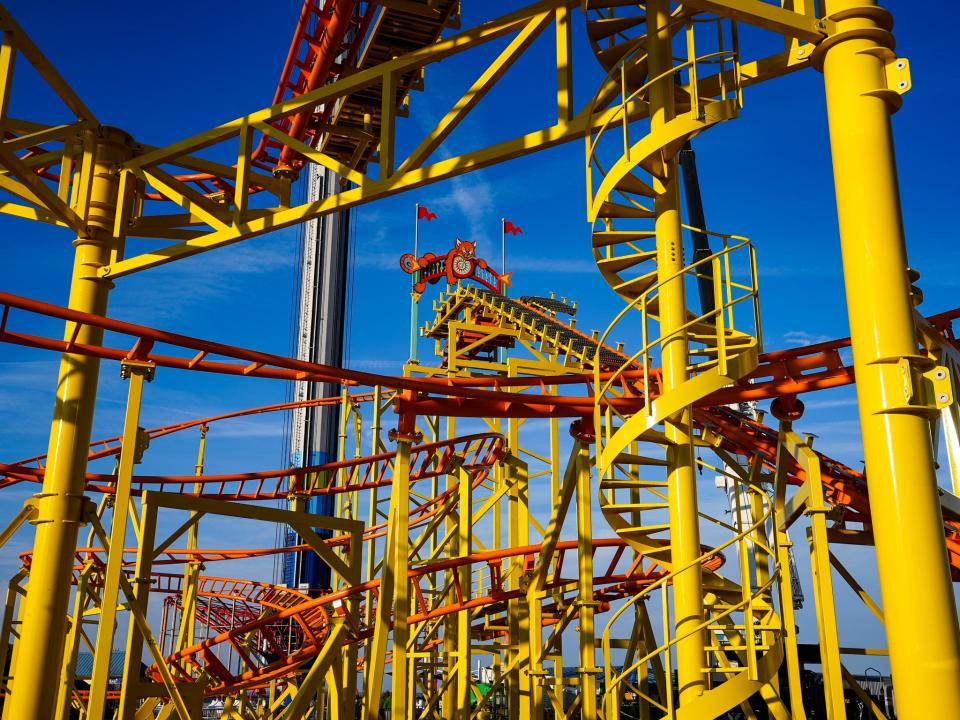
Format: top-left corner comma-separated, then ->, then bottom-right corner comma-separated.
74,651 -> 127,685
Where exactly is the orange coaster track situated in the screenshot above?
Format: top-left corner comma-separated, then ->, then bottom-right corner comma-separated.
4,288 -> 960,699
6,291 -> 960,414
2,289 -> 959,581
150,539 -> 696,693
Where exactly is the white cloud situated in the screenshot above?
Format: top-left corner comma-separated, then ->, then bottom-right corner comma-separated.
782,329 -> 833,346
804,397 -> 859,411
110,239 -> 297,322
430,173 -> 497,254
354,252 -> 404,271
206,417 -> 285,439
0,360 -> 58,389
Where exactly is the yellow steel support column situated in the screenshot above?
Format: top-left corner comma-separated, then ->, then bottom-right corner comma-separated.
117,499 -> 159,720
56,564 -> 95,720
362,414 -> 414,720
6,126 -> 133,720
646,0 -> 706,705
817,3 -> 960,717
575,444 -> 598,720
772,429 -> 806,720
506,433 -> 531,720
363,387 -> 384,691
443,418 -> 458,720
87,361 -> 153,720
805,501 -> 845,714
330,395 -> 357,720
454,463 -> 473,718
174,424 -> 207,657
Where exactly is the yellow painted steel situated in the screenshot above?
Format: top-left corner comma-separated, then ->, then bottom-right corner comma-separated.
87,362 -> 152,720
6,126 -> 132,720
646,0 -> 706,706
175,424 -> 207,656
778,428 -> 846,716
1,2 -> 959,719
575,443 -> 598,720
816,1 -> 960,717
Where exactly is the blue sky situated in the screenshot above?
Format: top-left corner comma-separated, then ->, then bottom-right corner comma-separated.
2,0 -> 959,676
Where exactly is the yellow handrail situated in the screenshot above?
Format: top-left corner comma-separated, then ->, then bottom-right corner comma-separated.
593,236 -> 757,400
601,480 -> 779,696
586,49 -> 739,170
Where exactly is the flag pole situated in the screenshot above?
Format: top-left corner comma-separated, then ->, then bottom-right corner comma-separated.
501,217 -> 507,277
410,203 -> 420,364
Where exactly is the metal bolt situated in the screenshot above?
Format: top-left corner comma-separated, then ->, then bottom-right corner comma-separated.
796,48 -> 805,57
896,60 -> 905,69
935,369 -> 946,380
898,81 -> 907,89
939,393 -> 949,404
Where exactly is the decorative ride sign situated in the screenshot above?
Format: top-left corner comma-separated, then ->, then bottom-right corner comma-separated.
400,239 -> 511,297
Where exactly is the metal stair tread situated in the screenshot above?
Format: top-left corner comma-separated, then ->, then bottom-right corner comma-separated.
596,250 -> 658,273
592,230 -> 657,248
586,15 -> 647,43
597,200 -> 656,219
614,171 -> 657,198
612,272 -> 657,296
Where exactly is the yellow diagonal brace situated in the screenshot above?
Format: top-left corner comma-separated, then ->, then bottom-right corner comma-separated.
0,142 -> 84,231
396,10 -> 553,174
0,7 -> 97,121
279,621 -> 349,720
253,121 -> 366,187
139,167 -> 230,232
828,551 -> 885,624
839,664 -> 890,720
0,31 -> 14,119
0,198 -> 62,224
1,122 -> 79,152
151,512 -> 206,559
124,1 -> 574,172
0,502 -> 35,551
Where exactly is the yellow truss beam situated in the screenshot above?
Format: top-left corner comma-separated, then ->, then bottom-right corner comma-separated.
0,6 -> 98,122
94,8 -> 811,279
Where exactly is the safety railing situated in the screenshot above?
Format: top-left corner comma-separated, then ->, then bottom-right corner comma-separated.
599,473 -> 782,720
593,235 -> 761,450
585,16 -> 742,218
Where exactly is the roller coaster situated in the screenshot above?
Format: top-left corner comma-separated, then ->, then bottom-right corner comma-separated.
0,1 -> 958,720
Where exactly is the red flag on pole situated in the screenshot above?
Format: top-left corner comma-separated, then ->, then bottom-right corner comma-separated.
417,205 -> 438,221
503,219 -> 523,235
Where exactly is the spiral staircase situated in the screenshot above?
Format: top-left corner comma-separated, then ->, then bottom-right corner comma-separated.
583,3 -> 789,718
